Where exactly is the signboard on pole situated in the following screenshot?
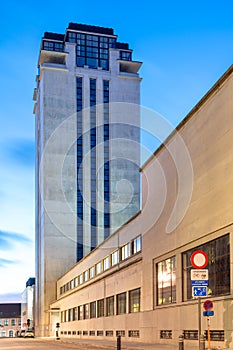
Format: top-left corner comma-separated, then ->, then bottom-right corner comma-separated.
191,269 -> 208,280
192,286 -> 207,298
190,250 -> 208,269
191,280 -> 208,286
203,300 -> 213,311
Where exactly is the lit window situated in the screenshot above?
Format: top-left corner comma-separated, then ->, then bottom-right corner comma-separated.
156,256 -> 176,305
78,305 -> 83,320
84,304 -> 89,319
129,288 -> 140,313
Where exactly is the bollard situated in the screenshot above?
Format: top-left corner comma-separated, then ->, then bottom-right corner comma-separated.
179,334 -> 184,350
117,335 -> 121,350
200,334 -> 205,350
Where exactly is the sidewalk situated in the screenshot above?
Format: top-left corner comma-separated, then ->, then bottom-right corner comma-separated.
40,336 -> 206,350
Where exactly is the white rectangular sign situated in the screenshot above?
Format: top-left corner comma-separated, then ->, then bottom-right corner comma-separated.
191,269 -> 208,281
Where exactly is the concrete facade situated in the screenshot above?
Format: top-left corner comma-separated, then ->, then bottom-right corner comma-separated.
49,65 -> 233,349
21,278 -> 35,331
34,23 -> 142,336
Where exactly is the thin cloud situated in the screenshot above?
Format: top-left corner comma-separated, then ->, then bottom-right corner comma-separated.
0,230 -> 32,246
0,258 -> 16,268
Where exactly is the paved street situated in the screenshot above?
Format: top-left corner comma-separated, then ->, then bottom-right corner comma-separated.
0,337 -> 215,350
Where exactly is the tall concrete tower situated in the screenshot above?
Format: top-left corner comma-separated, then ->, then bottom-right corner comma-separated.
34,22 -> 142,336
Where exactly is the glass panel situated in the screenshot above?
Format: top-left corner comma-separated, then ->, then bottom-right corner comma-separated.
157,256 -> 176,305
111,250 -> 119,266
117,292 -> 126,314
182,234 -> 230,300
129,288 -> 140,313
97,299 -> 104,317
121,243 -> 131,260
103,256 -> 110,271
106,296 -> 114,316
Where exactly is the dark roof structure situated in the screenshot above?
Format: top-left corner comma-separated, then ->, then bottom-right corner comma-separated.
43,32 -> 65,41
68,22 -> 115,35
0,303 -> 21,318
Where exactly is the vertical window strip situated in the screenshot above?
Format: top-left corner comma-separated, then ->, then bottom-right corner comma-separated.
90,79 -> 97,250
103,80 -> 110,238
77,77 -> 83,261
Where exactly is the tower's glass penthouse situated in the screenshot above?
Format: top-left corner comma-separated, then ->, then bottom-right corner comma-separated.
34,22 -> 142,336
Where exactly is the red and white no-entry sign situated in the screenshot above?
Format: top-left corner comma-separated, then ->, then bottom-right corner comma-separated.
190,250 -> 208,269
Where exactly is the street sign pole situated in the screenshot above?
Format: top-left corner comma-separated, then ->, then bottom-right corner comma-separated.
207,317 -> 210,350
190,250 -> 209,350
198,297 -> 201,350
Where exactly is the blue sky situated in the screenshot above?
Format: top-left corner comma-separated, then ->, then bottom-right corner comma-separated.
0,0 -> 233,301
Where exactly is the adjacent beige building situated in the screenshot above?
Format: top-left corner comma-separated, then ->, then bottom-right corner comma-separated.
49,65 -> 233,349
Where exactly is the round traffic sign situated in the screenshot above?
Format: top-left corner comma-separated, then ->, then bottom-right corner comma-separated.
203,300 -> 213,311
190,250 -> 208,269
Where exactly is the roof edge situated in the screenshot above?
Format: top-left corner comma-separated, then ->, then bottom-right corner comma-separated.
140,64 -> 233,171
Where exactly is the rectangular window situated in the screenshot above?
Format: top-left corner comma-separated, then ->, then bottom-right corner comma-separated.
182,234 -> 230,301
121,243 -> 131,260
90,301 -> 96,318
96,261 -> 103,275
156,256 -> 176,305
116,330 -> 125,337
4,320 -> 8,326
69,308 -> 73,321
111,250 -> 119,266
103,256 -> 111,271
84,304 -> 89,319
97,299 -> 104,317
117,292 -> 126,315
78,305 -> 83,320
11,319 -> 16,326
129,288 -> 140,313
73,307 -> 77,321
74,276 -> 78,287
89,266 -> 95,279
79,274 -> 83,284
132,235 -> 142,254
160,330 -> 172,339
106,296 -> 114,316
106,330 -> 114,336
84,270 -> 89,282
128,330 -> 140,337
